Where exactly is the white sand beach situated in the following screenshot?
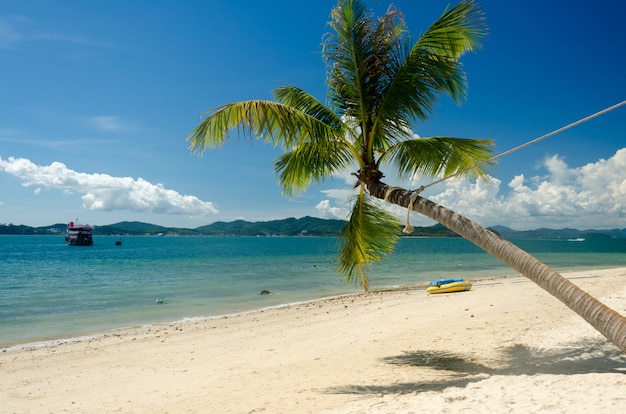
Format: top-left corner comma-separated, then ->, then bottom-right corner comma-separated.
2,268 -> 626,413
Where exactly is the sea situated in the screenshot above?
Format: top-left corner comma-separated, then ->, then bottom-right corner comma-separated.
2,235 -> 625,348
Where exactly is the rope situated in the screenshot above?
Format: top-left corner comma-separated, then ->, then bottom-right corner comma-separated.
402,191 -> 419,234
384,186 -> 403,202
417,99 -> 626,192
399,99 -> 625,234
383,186 -> 419,232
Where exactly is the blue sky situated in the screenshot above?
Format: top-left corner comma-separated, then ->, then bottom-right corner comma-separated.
1,0 -> 625,230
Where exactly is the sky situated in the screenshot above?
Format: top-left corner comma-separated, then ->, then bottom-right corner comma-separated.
1,0 -> 625,230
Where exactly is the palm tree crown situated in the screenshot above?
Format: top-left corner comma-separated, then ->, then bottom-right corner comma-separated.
188,0 -> 494,289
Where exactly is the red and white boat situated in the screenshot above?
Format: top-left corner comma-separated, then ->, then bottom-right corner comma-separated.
65,221 -> 94,246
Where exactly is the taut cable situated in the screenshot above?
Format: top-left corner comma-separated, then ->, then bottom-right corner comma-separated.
418,100 -> 626,192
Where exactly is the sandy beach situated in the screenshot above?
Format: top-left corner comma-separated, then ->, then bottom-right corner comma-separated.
2,267 -> 626,413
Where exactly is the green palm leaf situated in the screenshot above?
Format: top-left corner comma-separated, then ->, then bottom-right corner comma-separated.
274,135 -> 355,197
415,0 -> 486,59
186,100 -> 342,154
384,136 -> 496,181
374,0 -> 486,143
338,188 -> 401,290
271,86 -> 359,196
273,86 -> 345,131
324,0 -> 390,118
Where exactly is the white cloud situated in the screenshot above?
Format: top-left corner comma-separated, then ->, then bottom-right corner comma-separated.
315,199 -> 349,220
314,148 -> 626,230
0,157 -> 218,216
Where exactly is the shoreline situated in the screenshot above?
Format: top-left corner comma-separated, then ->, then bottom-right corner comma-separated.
3,267 -> 626,413
0,267 -> 620,352
0,271 -> 555,351
4,234 -> 625,351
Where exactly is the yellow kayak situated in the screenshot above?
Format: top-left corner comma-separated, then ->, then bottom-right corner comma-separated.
426,281 -> 472,294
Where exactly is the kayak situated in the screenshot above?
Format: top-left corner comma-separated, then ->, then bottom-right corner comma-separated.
429,278 -> 464,287
427,281 -> 472,294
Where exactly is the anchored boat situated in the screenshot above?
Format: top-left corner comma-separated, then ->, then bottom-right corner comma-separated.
65,221 -> 94,246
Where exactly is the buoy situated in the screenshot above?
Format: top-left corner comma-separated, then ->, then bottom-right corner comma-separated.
156,299 -> 164,304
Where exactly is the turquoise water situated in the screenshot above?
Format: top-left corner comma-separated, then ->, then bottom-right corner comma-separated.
1,235 -> 625,347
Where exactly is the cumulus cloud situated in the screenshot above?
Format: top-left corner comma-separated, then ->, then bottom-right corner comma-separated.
316,199 -> 350,220
314,148 -> 626,230
0,157 -> 218,216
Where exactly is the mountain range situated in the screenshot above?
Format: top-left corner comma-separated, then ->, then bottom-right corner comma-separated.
1,217 -> 625,239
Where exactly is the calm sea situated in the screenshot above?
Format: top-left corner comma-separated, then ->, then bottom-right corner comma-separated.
2,235 -> 625,348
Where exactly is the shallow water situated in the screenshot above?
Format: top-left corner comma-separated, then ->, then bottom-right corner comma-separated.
1,235 -> 625,347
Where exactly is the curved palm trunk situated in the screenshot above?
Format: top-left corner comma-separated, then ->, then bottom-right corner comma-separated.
367,178 -> 626,353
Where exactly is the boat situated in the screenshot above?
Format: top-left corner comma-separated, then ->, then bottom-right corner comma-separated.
427,280 -> 472,294
568,238 -> 585,242
429,278 -> 464,287
65,221 -> 93,246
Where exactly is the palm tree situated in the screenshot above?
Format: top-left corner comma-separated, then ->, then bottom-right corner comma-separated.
187,0 -> 626,352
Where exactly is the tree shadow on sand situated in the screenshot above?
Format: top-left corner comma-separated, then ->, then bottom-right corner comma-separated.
325,337 -> 626,395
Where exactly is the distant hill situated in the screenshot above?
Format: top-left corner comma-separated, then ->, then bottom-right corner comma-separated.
1,219 -> 625,238
96,221 -> 174,235
489,225 -> 626,239
194,216 -> 347,236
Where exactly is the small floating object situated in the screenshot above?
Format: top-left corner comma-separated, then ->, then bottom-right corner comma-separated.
260,290 -> 271,295
429,278 -> 464,287
427,280 -> 472,294
155,298 -> 164,304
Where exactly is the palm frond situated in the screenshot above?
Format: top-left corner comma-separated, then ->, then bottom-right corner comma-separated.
337,188 -> 401,290
274,135 -> 355,197
384,136 -> 495,181
377,47 -> 463,126
373,1 -> 486,139
269,85 -> 359,196
187,100 -> 336,154
416,0 -> 486,59
324,0 -> 413,164
323,0 -> 381,117
331,10 -> 404,121
273,85 -> 344,130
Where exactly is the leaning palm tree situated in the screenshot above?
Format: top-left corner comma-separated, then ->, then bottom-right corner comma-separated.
187,0 -> 626,352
